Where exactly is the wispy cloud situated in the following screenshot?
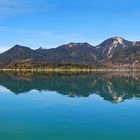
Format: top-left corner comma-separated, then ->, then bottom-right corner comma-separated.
0,26 -> 81,53
0,0 -> 33,16
5,28 -> 79,47
0,0 -> 24,5
0,45 -> 11,53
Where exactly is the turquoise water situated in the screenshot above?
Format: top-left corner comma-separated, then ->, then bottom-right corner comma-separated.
0,72 -> 140,140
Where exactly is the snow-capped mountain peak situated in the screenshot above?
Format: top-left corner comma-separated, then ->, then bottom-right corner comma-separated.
113,37 -> 124,45
96,36 -> 133,58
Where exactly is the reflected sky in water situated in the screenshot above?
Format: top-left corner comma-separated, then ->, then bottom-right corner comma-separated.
0,72 -> 140,140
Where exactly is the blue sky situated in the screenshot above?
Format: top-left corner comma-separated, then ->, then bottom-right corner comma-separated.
0,0 -> 140,52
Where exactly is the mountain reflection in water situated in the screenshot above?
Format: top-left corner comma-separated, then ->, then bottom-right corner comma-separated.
0,71 -> 140,103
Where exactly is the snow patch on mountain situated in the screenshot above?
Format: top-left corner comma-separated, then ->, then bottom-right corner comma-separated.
115,37 -> 124,44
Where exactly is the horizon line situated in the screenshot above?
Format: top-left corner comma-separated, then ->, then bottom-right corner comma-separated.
0,36 -> 140,53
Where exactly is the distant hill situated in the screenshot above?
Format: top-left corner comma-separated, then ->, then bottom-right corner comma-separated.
0,36 -> 140,68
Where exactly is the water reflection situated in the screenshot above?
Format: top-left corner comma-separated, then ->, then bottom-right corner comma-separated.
0,71 -> 140,103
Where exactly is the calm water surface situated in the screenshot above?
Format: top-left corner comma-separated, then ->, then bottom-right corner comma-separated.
0,72 -> 140,140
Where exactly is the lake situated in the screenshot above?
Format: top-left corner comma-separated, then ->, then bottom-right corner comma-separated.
0,71 -> 140,140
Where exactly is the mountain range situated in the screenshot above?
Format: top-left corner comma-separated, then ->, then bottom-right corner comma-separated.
0,36 -> 140,68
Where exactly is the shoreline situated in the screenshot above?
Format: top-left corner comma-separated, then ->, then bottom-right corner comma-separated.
1,68 -> 140,72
